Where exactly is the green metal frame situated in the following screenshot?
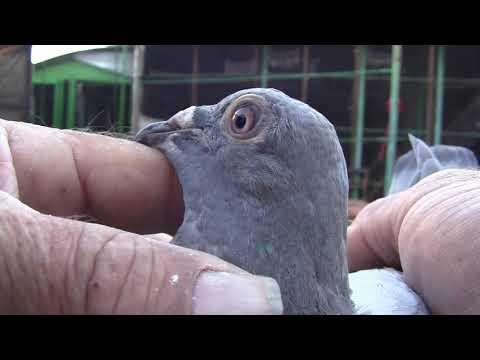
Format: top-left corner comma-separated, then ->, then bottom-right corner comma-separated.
352,46 -> 367,199
336,126 -> 480,139
67,80 -> 77,129
384,45 -> 403,193
53,81 -> 64,128
434,46 -> 446,145
416,86 -> 426,131
33,46 -> 132,132
33,58 -> 130,85
32,45 -> 459,199
142,68 -> 392,85
118,45 -> 129,132
38,84 -> 47,123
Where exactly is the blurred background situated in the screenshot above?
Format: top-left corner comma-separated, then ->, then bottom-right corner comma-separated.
1,45 -> 479,203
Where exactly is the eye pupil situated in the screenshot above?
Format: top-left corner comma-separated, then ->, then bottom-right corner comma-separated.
229,106 -> 257,136
235,114 -> 247,129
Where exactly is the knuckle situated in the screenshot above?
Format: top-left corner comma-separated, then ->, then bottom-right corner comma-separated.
84,232 -> 159,314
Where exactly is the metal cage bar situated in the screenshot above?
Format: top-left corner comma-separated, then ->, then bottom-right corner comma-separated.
351,45 -> 367,199
384,45 -> 403,194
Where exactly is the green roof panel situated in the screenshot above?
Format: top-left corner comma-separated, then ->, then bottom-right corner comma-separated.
33,58 -> 130,85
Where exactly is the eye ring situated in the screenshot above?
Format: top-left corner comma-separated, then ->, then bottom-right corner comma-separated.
224,94 -> 266,140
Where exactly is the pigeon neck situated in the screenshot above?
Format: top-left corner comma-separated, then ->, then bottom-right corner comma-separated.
176,175 -> 353,314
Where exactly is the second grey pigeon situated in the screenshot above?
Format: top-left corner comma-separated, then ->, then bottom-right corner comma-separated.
388,134 -> 478,195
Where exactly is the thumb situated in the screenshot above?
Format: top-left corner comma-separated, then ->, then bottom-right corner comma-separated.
0,126 -> 19,198
0,191 -> 283,315
347,195 -> 403,272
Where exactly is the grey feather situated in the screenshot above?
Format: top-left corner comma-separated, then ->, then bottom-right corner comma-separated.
349,268 -> 430,315
389,134 -> 478,195
136,89 -> 353,315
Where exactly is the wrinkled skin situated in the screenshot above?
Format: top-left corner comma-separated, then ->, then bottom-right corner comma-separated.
348,169 -> 480,315
1,118 -> 478,314
0,119 -> 274,315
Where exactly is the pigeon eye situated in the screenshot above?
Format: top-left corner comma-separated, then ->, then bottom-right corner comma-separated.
224,94 -> 266,140
231,107 -> 256,135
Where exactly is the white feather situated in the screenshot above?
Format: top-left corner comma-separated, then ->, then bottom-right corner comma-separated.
349,268 -> 430,315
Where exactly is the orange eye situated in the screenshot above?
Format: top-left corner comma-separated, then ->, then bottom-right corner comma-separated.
231,107 -> 256,134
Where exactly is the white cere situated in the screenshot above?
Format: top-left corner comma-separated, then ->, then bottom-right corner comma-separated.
169,274 -> 179,285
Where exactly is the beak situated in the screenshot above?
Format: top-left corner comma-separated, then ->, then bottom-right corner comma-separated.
135,106 -> 197,146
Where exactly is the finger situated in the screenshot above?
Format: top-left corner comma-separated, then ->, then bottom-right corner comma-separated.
0,126 -> 19,198
347,196 -> 402,272
347,169 -> 478,273
0,191 -> 282,315
0,119 -> 183,235
396,169 -> 480,314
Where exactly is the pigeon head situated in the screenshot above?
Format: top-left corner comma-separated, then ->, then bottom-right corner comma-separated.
136,88 -> 353,314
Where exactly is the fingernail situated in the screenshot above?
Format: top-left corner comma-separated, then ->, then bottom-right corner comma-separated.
192,271 -> 283,315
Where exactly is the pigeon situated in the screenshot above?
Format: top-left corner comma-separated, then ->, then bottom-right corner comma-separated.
388,133 -> 479,195
136,88 -> 353,315
349,268 -> 429,315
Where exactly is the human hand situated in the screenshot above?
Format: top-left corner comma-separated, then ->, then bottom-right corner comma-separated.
347,169 -> 480,314
0,119 -> 283,315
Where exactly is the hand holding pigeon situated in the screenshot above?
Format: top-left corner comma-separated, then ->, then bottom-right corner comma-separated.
348,169 -> 480,314
0,119 -> 282,314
